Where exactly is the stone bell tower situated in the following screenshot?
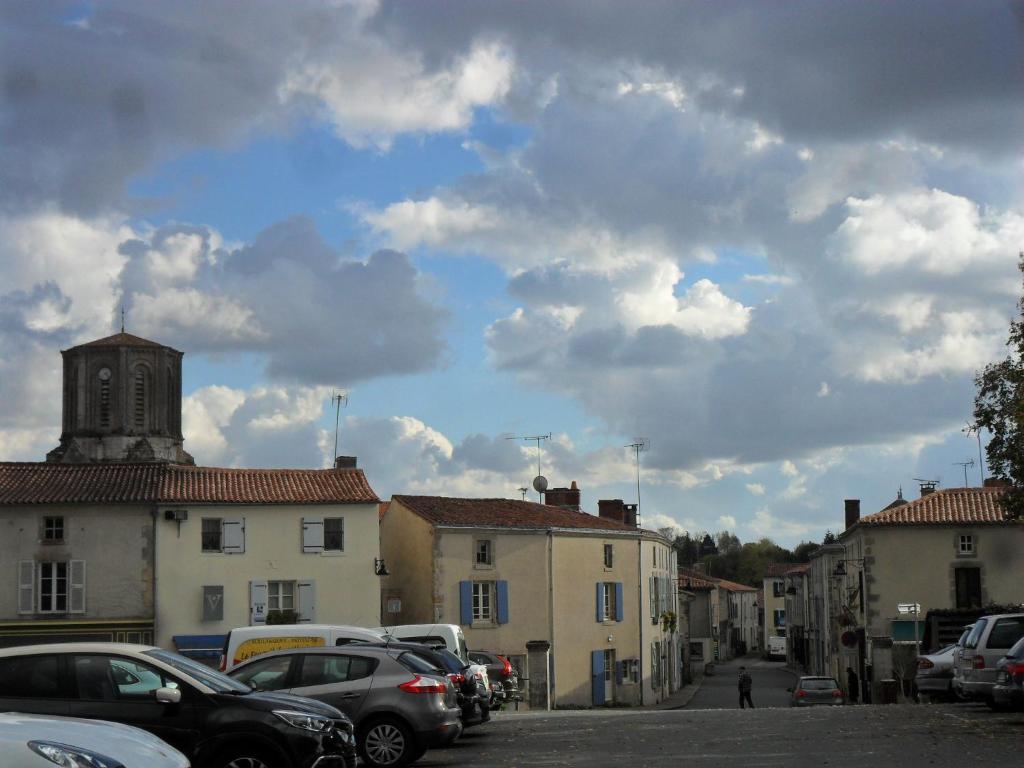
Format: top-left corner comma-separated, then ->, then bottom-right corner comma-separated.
46,332 -> 194,464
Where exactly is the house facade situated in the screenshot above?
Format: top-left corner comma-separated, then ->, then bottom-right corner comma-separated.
762,563 -> 791,652
379,493 -> 680,707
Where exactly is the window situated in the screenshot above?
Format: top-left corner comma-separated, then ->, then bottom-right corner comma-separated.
772,580 -> 785,598
43,516 -> 64,542
299,654 -> 377,687
232,654 -> 293,691
472,581 -> 493,622
268,581 -> 295,612
109,659 -> 173,699
602,582 -> 617,622
773,609 -> 786,628
988,617 -> 1024,649
475,539 -> 493,566
202,518 -> 222,552
603,544 -> 614,568
0,655 -> 60,698
958,534 -> 975,556
39,562 -> 67,612
955,567 -> 982,609
133,367 -> 147,428
324,518 -> 344,551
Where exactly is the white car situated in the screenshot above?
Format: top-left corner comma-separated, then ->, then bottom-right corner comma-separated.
0,712 -> 190,768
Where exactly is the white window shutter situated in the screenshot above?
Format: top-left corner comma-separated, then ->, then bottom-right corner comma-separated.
297,580 -> 316,623
223,518 -> 245,554
302,518 -> 324,553
69,560 -> 86,614
18,561 -> 34,614
249,580 -> 268,625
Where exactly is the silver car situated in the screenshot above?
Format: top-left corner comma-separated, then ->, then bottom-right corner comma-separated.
229,645 -> 461,768
0,712 -> 189,768
915,644 -> 958,701
789,676 -> 846,706
953,613 -> 1024,704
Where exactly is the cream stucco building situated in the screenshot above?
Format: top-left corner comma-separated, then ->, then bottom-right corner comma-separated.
379,493 -> 680,707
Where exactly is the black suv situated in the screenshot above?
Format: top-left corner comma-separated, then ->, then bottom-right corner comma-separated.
0,642 -> 356,768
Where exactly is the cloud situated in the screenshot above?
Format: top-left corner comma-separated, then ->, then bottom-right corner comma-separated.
718,515 -> 737,529
748,509 -> 816,539
745,483 -> 766,496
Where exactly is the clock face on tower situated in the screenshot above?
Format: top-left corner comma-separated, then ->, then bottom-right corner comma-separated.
98,367 -> 111,381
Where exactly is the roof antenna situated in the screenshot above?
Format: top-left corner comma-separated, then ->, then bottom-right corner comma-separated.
120,303 -> 125,334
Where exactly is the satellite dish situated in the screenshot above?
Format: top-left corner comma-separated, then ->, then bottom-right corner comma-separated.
532,475 -> 548,493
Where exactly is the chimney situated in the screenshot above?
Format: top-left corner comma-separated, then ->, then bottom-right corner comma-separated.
545,480 -> 582,511
334,456 -> 357,469
844,499 -> 860,530
623,503 -> 638,528
598,499 -> 625,523
984,478 -> 1011,488
919,480 -> 938,497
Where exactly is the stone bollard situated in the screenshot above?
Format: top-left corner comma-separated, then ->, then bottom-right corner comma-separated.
526,640 -> 552,711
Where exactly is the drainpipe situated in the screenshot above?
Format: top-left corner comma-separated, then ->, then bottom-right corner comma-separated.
547,529 -> 554,705
150,506 -> 158,647
637,536 -> 644,705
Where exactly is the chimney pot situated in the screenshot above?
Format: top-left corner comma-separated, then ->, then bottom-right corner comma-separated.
334,456 -> 357,469
598,499 -> 625,523
844,499 -> 860,530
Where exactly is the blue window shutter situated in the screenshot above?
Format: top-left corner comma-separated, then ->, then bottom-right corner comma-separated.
596,582 -> 603,622
459,581 -> 473,625
496,580 -> 509,624
615,660 -> 624,685
615,582 -> 624,622
592,650 -> 605,706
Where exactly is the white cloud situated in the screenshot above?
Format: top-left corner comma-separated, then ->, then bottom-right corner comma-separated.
830,188 -> 1024,276
780,460 -> 800,477
718,514 -> 737,529
745,483 -> 766,496
817,382 -> 830,398
748,509 -> 816,539
743,273 -> 795,286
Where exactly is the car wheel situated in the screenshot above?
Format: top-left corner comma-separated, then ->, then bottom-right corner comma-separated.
209,747 -> 275,768
359,718 -> 416,768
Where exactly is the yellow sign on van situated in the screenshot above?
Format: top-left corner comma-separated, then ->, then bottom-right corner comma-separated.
234,636 -> 325,664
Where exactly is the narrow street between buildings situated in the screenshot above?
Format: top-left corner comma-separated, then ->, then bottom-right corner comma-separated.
686,655 -> 796,710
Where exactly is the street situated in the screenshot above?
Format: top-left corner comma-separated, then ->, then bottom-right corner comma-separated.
411,657 -> 1023,767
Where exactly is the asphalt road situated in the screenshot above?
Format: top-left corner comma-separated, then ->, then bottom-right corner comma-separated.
687,656 -> 796,709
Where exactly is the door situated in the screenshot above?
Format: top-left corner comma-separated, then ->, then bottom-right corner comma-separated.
65,654 -> 199,756
0,653 -> 68,717
288,653 -> 378,719
604,650 -> 615,703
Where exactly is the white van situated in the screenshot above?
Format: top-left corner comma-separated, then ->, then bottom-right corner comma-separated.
375,623 -> 469,663
219,624 -> 387,671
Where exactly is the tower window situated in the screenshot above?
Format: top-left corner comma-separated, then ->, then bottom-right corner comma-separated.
98,367 -> 111,428
134,368 -> 146,428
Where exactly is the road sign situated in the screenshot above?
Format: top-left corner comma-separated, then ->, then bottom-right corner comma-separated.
897,603 -> 921,614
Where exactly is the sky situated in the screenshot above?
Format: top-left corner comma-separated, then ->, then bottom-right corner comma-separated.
1,1 -> 1022,547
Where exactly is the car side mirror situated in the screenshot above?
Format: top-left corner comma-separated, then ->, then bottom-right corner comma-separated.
155,687 -> 182,705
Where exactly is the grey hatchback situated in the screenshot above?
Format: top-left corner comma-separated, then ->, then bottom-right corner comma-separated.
229,645 -> 461,768
789,676 -> 846,706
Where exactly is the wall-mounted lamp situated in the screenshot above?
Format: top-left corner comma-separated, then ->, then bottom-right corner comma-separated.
832,559 -> 864,578
374,558 -> 390,577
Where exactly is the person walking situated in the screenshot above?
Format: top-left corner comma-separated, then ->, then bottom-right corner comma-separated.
847,667 -> 860,704
738,666 -> 754,708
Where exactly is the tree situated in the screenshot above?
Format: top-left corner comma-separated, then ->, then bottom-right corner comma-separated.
973,253 -> 1024,520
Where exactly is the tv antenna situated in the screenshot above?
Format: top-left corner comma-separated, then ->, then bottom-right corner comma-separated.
962,422 -> 985,486
953,459 -> 975,489
331,391 -> 349,461
626,438 -> 648,527
506,433 -> 551,501
913,477 -> 939,496
517,487 -> 529,501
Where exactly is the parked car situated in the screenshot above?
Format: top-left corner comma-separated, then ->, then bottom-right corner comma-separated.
915,644 -> 959,701
220,624 -> 388,672
362,641 -> 490,727
0,712 -> 190,768
468,651 -> 521,709
952,613 -> 1024,706
950,624 -> 975,700
788,676 -> 846,707
0,642 -> 356,768
991,634 -> 1024,711
229,645 -> 462,768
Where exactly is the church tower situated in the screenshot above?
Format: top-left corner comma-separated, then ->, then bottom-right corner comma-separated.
46,332 -> 194,464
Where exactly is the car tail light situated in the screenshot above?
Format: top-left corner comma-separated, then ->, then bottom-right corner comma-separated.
499,655 -> 513,678
399,675 -> 447,695
972,655 -> 985,670
447,673 -> 465,686
832,689 -> 843,697
917,658 -> 934,670
1006,661 -> 1024,677
795,689 -> 807,698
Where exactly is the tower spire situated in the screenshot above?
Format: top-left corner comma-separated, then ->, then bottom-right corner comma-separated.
120,304 -> 125,334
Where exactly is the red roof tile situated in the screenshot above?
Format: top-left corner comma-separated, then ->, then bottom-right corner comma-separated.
0,462 -> 378,505
678,568 -> 717,590
857,487 -> 1009,526
785,563 -> 810,574
392,495 -> 639,532
74,332 -> 170,350
714,577 -> 757,592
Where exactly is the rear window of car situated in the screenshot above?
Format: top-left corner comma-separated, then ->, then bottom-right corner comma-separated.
987,617 -> 1024,649
1007,636 -> 1024,659
0,655 -> 60,698
801,678 -> 838,690
397,652 -> 445,676
434,648 -> 468,673
963,618 -> 987,650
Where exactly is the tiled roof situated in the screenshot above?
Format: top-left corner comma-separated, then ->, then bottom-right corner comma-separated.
714,577 -> 757,593
765,563 -> 795,577
75,332 -> 169,350
857,487 -> 1008,527
0,462 -> 378,505
392,495 -> 640,532
785,563 -> 810,574
379,501 -> 390,521
678,568 -> 717,590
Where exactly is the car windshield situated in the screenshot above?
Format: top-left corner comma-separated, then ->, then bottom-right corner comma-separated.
963,619 -> 987,650
935,644 -> 956,656
800,678 -> 838,690
144,649 -> 251,694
